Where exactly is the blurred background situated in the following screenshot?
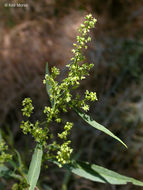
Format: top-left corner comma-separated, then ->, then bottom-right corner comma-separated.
0,0 -> 143,189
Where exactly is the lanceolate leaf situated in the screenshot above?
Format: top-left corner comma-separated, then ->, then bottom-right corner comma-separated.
75,109 -> 127,148
46,63 -> 54,106
15,150 -> 23,169
46,63 -> 52,98
27,144 -> 43,190
65,161 -> 143,186
0,130 -> 3,142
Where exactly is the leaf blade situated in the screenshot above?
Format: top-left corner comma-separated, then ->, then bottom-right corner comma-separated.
0,165 -> 9,177
46,63 -> 52,97
66,161 -> 143,186
76,109 -> 127,148
46,63 -> 54,106
27,144 -> 43,190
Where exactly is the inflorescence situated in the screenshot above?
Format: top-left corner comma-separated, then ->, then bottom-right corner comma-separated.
21,14 -> 97,167
0,139 -> 12,165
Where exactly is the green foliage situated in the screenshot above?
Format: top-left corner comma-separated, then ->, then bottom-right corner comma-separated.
27,144 -> 43,190
75,109 -> 127,148
1,14 -> 143,189
64,161 -> 143,186
0,164 -> 10,178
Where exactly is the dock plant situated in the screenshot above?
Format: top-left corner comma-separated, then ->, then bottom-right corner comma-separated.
0,14 -> 143,190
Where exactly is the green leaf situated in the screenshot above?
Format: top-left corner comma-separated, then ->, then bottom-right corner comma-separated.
65,161 -> 143,186
46,63 -> 52,97
27,144 -> 43,190
46,63 -> 54,106
75,109 -> 127,148
0,130 -> 3,142
0,165 -> 9,177
8,160 -> 18,172
0,164 -> 22,180
15,150 -> 23,168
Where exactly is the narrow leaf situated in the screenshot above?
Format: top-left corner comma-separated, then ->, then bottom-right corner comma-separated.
27,144 -> 43,190
0,130 -> 3,142
65,161 -> 143,186
46,63 -> 54,106
15,150 -> 23,168
46,63 -> 52,97
76,109 -> 127,148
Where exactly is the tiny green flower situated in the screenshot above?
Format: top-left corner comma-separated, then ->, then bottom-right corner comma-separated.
85,90 -> 98,102
82,104 -> 89,112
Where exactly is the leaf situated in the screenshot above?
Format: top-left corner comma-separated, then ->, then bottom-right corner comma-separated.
8,160 -> 18,172
27,144 -> 43,190
0,164 -> 22,180
46,63 -> 52,97
15,150 -> 22,167
0,130 -> 3,142
46,63 -> 54,106
65,161 -> 143,186
75,109 -> 127,148
0,165 -> 9,177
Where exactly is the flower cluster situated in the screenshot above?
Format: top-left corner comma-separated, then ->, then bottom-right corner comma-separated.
85,90 -> 98,102
21,98 -> 34,117
43,14 -> 97,112
21,14 -> 97,167
58,122 -> 73,140
56,140 -> 73,167
0,139 -> 12,165
21,99 -> 49,146
56,122 -> 73,166
20,120 -> 48,146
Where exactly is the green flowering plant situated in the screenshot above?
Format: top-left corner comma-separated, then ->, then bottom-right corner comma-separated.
20,14 -> 98,169
1,14 -> 143,190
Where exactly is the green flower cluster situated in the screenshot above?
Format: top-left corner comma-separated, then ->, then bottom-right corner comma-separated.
21,99 -> 49,146
56,140 -> 73,167
43,14 -> 97,112
58,122 -> 73,140
20,120 -> 48,146
21,98 -> 34,117
56,122 -> 73,167
0,139 -> 12,165
21,14 -> 97,167
85,90 -> 97,102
